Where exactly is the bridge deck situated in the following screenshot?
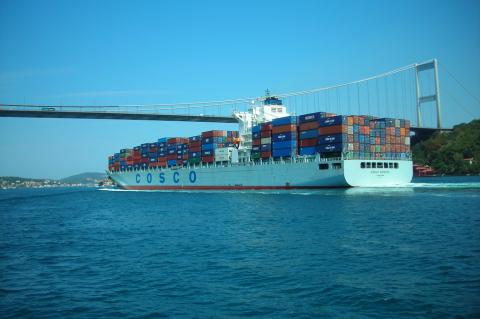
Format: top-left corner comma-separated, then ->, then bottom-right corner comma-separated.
0,109 -> 238,123
0,107 -> 450,131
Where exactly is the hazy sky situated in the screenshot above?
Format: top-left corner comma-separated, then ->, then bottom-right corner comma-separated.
1,0 -> 479,179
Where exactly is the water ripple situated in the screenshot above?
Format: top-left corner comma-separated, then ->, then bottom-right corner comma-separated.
1,177 -> 479,318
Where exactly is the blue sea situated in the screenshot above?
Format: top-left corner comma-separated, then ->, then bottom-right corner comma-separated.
1,176 -> 479,318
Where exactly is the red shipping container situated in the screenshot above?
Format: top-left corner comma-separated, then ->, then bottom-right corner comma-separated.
261,131 -> 271,138
300,138 -> 317,147
272,124 -> 297,134
252,139 -> 261,146
261,123 -> 272,132
168,137 -> 188,144
189,146 -> 201,152
202,155 -> 215,163
190,140 -> 201,148
158,161 -> 167,168
167,154 -> 177,160
141,158 -> 149,164
261,151 -> 271,158
299,121 -> 319,131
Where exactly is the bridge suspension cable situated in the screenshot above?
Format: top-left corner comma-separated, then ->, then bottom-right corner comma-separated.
2,59 -> 469,129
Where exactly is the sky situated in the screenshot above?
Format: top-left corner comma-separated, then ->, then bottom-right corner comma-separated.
0,0 -> 479,179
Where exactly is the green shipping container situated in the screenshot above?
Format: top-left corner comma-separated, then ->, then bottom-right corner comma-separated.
188,158 -> 201,165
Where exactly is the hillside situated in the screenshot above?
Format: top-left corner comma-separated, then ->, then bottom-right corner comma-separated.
60,172 -> 106,184
412,119 -> 480,175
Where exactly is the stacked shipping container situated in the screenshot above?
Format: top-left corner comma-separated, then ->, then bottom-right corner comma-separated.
108,111 -> 411,172
272,116 -> 298,158
108,130 -> 239,171
298,112 -> 328,156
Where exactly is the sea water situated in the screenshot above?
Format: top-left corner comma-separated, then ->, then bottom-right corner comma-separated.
1,176 -> 479,318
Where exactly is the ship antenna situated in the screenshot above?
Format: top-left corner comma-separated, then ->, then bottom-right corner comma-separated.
265,89 -> 270,98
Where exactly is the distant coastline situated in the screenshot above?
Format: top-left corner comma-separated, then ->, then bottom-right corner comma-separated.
0,172 -> 111,189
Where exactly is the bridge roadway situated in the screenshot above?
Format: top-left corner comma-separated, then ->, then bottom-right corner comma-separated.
0,106 -> 450,134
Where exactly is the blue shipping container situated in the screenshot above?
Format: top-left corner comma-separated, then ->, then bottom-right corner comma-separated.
317,143 -> 344,153
167,159 -> 177,166
272,116 -> 298,127
251,145 -> 260,152
272,132 -> 296,142
318,115 -> 346,127
189,152 -> 200,158
299,129 -> 318,140
272,140 -> 297,149
189,135 -> 201,142
272,148 -> 296,157
261,144 -> 271,151
252,125 -> 261,133
202,136 -> 226,144
299,112 -> 327,123
318,134 -> 347,145
202,150 -> 214,156
299,147 -> 317,156
158,137 -> 168,143
252,132 -> 261,139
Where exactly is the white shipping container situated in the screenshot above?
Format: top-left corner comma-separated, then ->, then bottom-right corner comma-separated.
260,137 -> 271,144
405,137 -> 410,145
214,147 -> 239,163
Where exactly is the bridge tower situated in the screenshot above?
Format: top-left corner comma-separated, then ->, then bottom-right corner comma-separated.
415,59 -> 442,128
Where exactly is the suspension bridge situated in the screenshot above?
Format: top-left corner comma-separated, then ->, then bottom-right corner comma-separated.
1,59 -> 477,139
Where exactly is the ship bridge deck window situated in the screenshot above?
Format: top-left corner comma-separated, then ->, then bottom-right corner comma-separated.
332,162 -> 342,170
319,163 -> 329,170
360,161 -> 400,169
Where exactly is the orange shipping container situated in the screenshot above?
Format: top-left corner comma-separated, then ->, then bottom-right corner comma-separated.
272,124 -> 297,134
202,130 -> 227,138
299,121 -> 319,131
318,125 -> 346,135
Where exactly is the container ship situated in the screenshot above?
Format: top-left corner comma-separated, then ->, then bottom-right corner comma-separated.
107,95 -> 412,189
